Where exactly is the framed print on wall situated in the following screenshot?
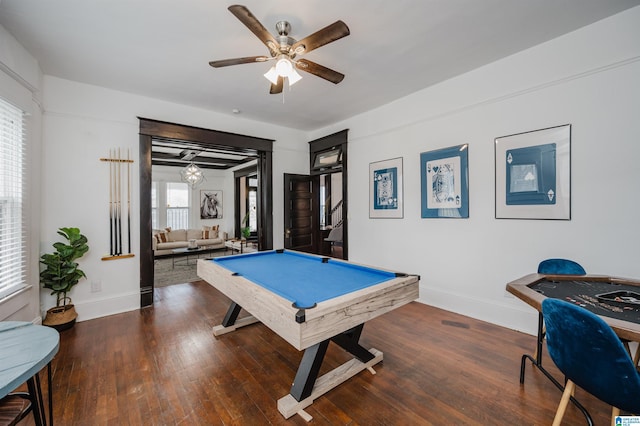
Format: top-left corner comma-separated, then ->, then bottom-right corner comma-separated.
369,157 -> 403,218
495,124 -> 571,220
200,190 -> 222,219
420,144 -> 469,218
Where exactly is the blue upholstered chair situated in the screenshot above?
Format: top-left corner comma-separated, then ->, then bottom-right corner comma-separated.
538,259 -> 639,366
531,259 -> 587,361
542,298 -> 640,425
537,258 -> 586,275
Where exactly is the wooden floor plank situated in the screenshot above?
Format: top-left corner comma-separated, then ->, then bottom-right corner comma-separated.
18,280 -> 612,425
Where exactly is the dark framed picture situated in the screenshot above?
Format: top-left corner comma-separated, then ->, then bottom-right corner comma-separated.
200,190 -> 222,219
495,124 -> 571,220
420,144 -> 469,218
369,157 -> 403,218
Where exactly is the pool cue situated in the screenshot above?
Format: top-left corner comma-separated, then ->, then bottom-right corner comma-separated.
113,149 -> 118,256
109,149 -> 114,256
127,148 -> 131,254
117,148 -> 123,255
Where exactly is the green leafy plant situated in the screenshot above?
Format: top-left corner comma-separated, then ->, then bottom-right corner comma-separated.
241,211 -> 251,239
40,227 -> 89,307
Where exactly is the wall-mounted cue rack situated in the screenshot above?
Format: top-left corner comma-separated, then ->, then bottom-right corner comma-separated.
100,148 -> 135,261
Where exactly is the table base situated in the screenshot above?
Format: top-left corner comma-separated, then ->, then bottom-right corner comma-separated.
215,302 -> 382,422
277,349 -> 383,421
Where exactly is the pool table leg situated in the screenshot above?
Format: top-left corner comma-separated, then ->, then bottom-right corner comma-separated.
290,324 -> 375,401
212,302 -> 259,336
222,302 -> 242,327
331,324 -> 376,363
290,340 -> 330,401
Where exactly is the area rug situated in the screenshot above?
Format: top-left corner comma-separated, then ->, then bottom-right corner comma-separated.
154,250 -> 227,287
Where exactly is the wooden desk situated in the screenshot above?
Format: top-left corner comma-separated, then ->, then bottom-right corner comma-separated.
0,321 -> 59,425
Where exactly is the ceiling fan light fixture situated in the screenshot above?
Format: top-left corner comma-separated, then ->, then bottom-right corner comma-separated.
288,67 -> 303,86
263,66 -> 279,85
275,56 -> 293,76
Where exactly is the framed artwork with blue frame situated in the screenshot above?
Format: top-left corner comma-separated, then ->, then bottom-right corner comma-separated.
369,157 -> 403,218
495,124 -> 571,219
420,144 -> 469,218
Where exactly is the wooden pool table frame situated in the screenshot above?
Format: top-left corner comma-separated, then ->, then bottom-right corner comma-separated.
197,252 -> 419,421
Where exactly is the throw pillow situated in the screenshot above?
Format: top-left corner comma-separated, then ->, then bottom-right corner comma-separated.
156,232 -> 168,243
202,228 -> 218,239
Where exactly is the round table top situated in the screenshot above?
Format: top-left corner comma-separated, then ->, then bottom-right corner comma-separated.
0,321 -> 60,398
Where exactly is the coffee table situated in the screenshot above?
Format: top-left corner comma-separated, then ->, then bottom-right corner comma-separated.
170,246 -> 219,268
224,239 -> 255,254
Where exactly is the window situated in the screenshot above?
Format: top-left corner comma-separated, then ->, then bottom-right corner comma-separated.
0,98 -> 27,300
151,182 -> 158,229
166,182 -> 189,229
151,180 -> 190,230
247,177 -> 257,232
311,147 -> 342,173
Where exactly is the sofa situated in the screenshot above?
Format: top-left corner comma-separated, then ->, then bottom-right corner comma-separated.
153,226 -> 227,256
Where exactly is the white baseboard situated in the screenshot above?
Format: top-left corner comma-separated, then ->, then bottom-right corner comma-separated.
418,284 -> 538,336
74,292 -> 140,322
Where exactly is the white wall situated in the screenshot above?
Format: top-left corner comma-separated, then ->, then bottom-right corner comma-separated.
40,76 -> 308,322
310,7 -> 640,335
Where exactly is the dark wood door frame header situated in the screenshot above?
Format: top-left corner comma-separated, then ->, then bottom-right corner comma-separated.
139,117 -> 274,152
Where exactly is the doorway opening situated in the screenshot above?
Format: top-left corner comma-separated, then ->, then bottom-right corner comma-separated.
283,130 -> 348,259
234,165 -> 259,242
139,118 -> 274,307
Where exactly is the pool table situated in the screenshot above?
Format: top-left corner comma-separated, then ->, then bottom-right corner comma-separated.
197,249 -> 419,420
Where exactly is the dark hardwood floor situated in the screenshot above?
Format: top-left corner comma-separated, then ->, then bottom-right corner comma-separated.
20,280 -> 612,425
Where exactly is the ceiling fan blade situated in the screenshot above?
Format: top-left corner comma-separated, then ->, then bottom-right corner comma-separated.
209,56 -> 270,68
295,59 -> 344,84
269,76 -> 284,94
228,5 -> 278,53
291,21 -> 350,55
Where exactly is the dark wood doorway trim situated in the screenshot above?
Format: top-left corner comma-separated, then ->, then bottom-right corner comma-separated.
138,118 -> 274,308
309,129 -> 348,259
233,165 -> 258,240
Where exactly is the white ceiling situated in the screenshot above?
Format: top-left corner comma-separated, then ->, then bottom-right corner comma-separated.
1,0 -> 638,131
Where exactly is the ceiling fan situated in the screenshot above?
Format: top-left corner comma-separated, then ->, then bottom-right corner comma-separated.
209,5 -> 350,94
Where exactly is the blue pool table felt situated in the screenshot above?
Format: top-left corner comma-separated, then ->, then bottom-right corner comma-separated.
212,250 -> 396,309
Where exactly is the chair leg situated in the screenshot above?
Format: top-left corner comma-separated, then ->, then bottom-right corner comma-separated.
611,407 -> 620,426
533,325 -> 546,361
552,380 -> 575,426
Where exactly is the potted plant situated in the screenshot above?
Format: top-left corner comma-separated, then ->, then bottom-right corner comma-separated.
40,227 -> 89,331
241,211 -> 251,240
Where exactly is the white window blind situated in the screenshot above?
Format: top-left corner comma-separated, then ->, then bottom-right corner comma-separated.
0,97 -> 27,300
